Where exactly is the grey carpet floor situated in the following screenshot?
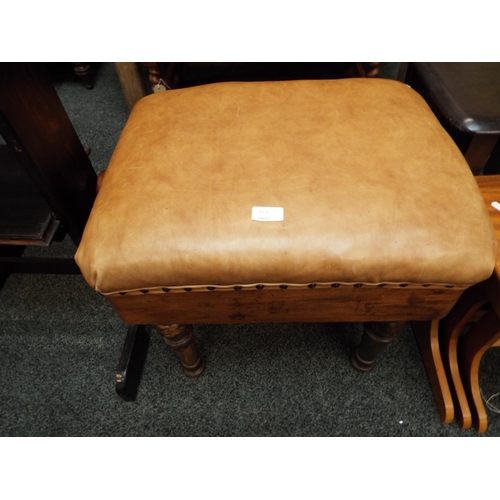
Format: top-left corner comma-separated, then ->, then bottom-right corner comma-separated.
1,62 -> 499,436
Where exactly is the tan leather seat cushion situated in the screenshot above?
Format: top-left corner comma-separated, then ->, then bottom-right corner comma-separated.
75,79 -> 497,295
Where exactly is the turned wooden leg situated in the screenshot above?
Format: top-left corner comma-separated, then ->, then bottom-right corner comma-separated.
351,321 -> 406,372
157,324 -> 205,377
412,320 -> 455,425
366,62 -> 381,78
72,63 -> 94,89
347,62 -> 380,78
146,62 -> 161,89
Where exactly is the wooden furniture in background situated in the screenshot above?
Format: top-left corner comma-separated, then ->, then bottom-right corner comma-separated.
412,320 -> 456,424
72,63 -> 94,89
434,175 -> 500,433
402,63 -> 500,175
115,63 -> 382,110
348,62 -> 381,78
114,63 -> 147,110
0,63 -> 97,278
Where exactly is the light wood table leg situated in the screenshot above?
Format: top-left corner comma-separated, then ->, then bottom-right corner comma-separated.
438,287 -> 487,428
412,320 -> 455,424
114,63 -> 147,110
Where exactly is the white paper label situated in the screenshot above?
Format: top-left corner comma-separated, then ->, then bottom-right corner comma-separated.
251,206 -> 284,222
492,201 -> 500,212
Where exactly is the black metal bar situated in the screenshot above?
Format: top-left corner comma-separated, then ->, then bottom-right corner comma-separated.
116,324 -> 150,401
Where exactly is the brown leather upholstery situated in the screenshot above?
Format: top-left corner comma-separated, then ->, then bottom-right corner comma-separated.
75,79 -> 497,297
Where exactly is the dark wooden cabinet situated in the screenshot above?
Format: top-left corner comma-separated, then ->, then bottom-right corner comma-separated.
0,63 -> 97,276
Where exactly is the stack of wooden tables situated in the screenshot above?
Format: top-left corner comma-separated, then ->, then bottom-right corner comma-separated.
428,175 -> 500,433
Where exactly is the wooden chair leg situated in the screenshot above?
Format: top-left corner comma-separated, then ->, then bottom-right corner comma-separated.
114,63 -> 147,110
143,62 -> 161,91
351,321 -> 406,372
412,320 -> 455,424
157,324 -> 205,377
438,287 -> 487,429
459,309 -> 500,433
72,63 -> 94,89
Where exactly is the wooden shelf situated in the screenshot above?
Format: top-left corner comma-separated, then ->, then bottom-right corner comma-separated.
0,144 -> 60,246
